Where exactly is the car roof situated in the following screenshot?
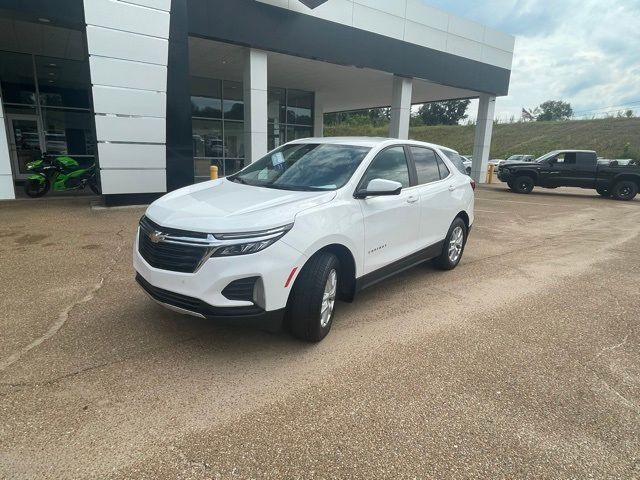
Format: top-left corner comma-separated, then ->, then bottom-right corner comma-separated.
289,136 -> 452,151
547,149 -> 596,154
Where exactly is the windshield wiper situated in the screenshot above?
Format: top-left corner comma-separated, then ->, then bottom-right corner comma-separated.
229,176 -> 249,185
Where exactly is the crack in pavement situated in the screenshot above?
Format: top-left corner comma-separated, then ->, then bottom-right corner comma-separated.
0,230 -> 126,373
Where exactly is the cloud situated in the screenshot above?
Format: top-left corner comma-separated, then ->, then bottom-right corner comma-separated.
423,0 -> 640,120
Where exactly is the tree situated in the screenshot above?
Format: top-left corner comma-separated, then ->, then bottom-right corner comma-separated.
536,100 -> 573,121
416,99 -> 471,126
625,109 -> 634,118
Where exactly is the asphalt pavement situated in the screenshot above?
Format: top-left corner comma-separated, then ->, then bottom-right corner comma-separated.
0,184 -> 638,479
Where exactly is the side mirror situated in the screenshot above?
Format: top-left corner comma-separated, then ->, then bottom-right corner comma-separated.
355,178 -> 402,199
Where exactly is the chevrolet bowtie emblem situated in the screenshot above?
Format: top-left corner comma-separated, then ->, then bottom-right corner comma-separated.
149,230 -> 167,244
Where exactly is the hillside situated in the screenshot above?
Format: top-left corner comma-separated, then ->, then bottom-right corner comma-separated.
325,117 -> 640,159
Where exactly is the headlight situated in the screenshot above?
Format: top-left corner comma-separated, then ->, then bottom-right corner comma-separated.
212,223 -> 293,257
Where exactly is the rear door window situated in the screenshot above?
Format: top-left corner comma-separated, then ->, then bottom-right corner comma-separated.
410,147 -> 441,184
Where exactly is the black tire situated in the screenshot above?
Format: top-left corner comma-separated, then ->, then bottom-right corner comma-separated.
287,252 -> 340,342
596,187 -> 610,197
512,175 -> 534,194
507,180 -> 516,191
611,180 -> 638,201
24,178 -> 50,198
466,167 -> 471,175
432,217 -> 467,271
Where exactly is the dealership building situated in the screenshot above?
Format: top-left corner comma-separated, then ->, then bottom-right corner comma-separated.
0,0 -> 514,203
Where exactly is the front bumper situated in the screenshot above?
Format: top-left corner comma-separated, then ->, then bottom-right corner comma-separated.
496,170 -> 512,183
134,230 -> 307,317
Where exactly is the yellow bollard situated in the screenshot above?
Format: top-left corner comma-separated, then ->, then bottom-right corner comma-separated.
210,165 -> 218,180
486,164 -> 494,184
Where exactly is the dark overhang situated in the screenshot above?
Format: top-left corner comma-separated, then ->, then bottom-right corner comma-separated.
186,0 -> 511,96
298,0 -> 329,8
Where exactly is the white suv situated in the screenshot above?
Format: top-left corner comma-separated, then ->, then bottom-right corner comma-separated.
134,137 -> 475,342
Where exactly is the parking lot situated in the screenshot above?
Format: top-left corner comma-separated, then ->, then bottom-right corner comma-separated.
1,184 -> 639,479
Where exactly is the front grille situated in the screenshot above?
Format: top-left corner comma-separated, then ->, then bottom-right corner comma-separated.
136,274 -> 264,318
138,216 -> 211,273
221,277 -> 259,302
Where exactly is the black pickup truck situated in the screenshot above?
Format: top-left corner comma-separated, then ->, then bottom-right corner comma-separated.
497,150 -> 640,200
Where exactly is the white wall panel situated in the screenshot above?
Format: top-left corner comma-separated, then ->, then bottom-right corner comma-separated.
93,86 -> 166,117
258,0 -> 288,8
85,0 -> 170,38
288,0 -> 354,25
354,0 -> 406,18
404,21 -> 447,51
97,143 -> 166,169
405,0 -> 448,31
448,16 -> 484,43
0,123 -> 11,175
0,175 -> 15,200
483,28 -> 516,52
120,0 -> 171,11
353,4 -> 404,40
95,116 -> 166,143
89,57 -> 167,92
446,35 -> 483,63
86,25 -> 168,65
482,46 -> 513,70
100,168 -> 166,194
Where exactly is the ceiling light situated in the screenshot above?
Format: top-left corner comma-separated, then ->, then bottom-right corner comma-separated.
38,17 -> 50,23
48,63 -> 57,67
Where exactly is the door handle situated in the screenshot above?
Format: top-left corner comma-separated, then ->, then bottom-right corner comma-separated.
448,185 -> 456,191
406,195 -> 419,204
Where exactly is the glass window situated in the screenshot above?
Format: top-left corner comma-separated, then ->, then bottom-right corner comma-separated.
436,156 -> 450,179
224,158 -> 245,176
360,147 -> 410,188
35,56 -> 90,109
268,87 -> 285,124
41,109 -> 95,156
287,125 -> 313,142
410,147 -> 441,184
191,77 -> 222,118
231,143 -> 370,191
0,51 -> 36,105
268,122 -> 284,151
224,121 -> 244,158
441,148 -> 466,175
286,89 -> 313,126
194,158 -> 222,179
223,80 -> 243,120
192,119 -> 223,158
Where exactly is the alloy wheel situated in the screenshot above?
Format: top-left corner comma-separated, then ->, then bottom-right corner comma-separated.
320,269 -> 337,328
448,226 -> 464,263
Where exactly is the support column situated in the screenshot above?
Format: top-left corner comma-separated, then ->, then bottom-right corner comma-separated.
389,75 -> 412,140
471,94 -> 496,183
313,92 -> 324,137
243,48 -> 268,163
0,91 -> 15,200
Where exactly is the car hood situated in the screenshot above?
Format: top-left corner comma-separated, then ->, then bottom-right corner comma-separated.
145,178 -> 337,233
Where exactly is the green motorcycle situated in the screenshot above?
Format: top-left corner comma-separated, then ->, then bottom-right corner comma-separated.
24,153 -> 101,198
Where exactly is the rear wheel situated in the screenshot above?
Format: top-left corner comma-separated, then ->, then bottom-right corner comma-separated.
596,187 -> 610,197
287,252 -> 340,342
512,175 -> 534,194
24,178 -> 50,198
433,218 -> 467,271
611,180 -> 638,201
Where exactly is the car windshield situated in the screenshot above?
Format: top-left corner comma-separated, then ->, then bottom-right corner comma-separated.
507,155 -> 524,161
228,143 -> 371,191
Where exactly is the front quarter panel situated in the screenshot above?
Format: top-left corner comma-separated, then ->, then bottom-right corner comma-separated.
281,197 -> 364,278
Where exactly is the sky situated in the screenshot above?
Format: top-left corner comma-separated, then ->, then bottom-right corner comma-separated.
424,0 -> 640,121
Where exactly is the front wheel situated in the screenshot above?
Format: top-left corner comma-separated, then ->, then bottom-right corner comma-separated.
596,187 -> 610,197
24,178 -> 50,198
433,218 -> 467,270
611,180 -> 638,201
287,252 -> 340,342
512,175 -> 534,194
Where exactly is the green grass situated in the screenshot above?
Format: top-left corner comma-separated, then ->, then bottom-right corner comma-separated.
325,117 -> 640,159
